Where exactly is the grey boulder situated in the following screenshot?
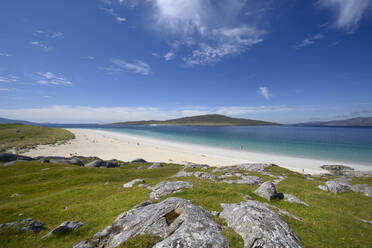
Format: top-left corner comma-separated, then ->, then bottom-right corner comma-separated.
131,158 -> 147,163
317,185 -> 328,191
72,197 -> 228,248
254,181 -> 281,200
0,152 -> 33,162
236,163 -> 273,172
148,162 -> 163,169
284,194 -> 309,207
223,176 -> 262,185
220,200 -> 301,248
43,221 -> 84,238
85,160 -> 119,168
149,181 -> 193,200
123,179 -> 145,188
325,180 -> 351,194
351,184 -> 372,197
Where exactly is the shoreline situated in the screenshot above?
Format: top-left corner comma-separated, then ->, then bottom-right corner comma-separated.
23,128 -> 372,175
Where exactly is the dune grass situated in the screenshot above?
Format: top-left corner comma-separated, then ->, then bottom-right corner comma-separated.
0,161 -> 371,248
0,124 -> 74,153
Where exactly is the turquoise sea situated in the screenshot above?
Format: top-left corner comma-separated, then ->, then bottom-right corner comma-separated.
51,125 -> 372,166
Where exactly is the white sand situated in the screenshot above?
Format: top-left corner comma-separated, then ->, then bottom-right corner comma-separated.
24,128 -> 372,174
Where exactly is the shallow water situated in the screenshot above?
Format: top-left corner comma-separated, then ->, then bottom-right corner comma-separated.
50,124 -> 372,166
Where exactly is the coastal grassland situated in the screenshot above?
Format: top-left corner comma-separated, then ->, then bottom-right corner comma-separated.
0,124 -> 74,152
0,162 -> 371,248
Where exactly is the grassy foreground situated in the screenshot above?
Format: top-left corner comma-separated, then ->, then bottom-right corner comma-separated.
0,161 -> 371,248
0,124 -> 74,152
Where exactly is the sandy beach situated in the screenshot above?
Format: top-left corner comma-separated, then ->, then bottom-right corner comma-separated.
23,128 -> 372,174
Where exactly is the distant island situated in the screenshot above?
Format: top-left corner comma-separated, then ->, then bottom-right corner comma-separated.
112,114 -> 280,126
298,117 -> 372,127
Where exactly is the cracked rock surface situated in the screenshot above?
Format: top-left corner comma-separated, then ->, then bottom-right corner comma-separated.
149,181 -> 193,200
73,197 -> 228,248
220,200 -> 301,248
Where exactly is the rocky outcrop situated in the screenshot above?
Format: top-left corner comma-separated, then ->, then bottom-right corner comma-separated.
85,160 -> 120,168
149,181 -> 193,200
263,203 -> 303,222
0,152 -> 33,163
325,180 -> 351,194
284,194 -> 309,207
73,197 -> 228,248
131,158 -> 147,163
236,163 -> 274,172
321,165 -> 354,176
43,221 -> 84,238
148,162 -> 163,169
0,218 -> 44,233
351,184 -> 372,197
184,162 -> 209,170
123,179 -> 145,188
254,181 -> 282,200
317,185 -> 328,191
220,200 -> 301,248
172,170 -> 216,181
223,176 -> 262,185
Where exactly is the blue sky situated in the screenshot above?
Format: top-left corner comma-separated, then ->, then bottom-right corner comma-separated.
0,0 -> 371,124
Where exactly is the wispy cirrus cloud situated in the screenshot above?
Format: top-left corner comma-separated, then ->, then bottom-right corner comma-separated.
30,41 -> 53,52
0,75 -> 18,83
99,1 -> 127,23
258,87 -> 271,100
36,72 -> 72,86
295,34 -> 324,48
105,58 -> 151,75
0,52 -> 12,57
34,29 -> 64,39
318,0 -> 371,32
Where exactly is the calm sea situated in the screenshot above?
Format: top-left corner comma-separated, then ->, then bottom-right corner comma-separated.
47,124 -> 372,166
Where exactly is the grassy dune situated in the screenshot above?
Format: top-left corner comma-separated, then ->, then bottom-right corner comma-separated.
0,124 -> 74,152
0,161 -> 371,248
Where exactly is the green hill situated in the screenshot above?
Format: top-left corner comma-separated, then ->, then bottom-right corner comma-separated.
113,114 -> 279,126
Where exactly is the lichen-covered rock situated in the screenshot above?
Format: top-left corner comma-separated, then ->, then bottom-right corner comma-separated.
123,179 -> 145,188
149,181 -> 193,200
72,197 -> 228,248
43,221 -> 84,238
0,218 -> 44,233
325,180 -> 351,194
284,194 -> 309,207
254,181 -> 280,200
220,200 -> 301,248
193,171 -> 217,181
223,176 -> 262,185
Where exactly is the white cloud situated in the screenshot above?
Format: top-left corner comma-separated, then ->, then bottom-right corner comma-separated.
259,87 -> 271,100
81,56 -> 95,60
295,34 -> 324,48
34,30 -> 64,39
0,88 -> 9,91
318,0 -> 371,32
36,72 -> 72,86
0,75 -> 18,83
107,58 -> 151,75
0,105 -> 293,123
31,41 -> 53,52
116,16 -> 126,22
164,51 -> 175,61
0,52 -> 12,57
150,0 -> 267,65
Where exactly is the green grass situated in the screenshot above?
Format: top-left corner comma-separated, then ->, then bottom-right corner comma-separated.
0,124 -> 74,152
0,162 -> 371,248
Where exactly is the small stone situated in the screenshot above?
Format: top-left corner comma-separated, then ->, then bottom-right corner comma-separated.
123,179 -> 145,188
254,182 -> 280,200
11,193 -> 19,197
284,194 -> 309,207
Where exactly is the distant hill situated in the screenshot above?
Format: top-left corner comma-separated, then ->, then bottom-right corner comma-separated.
113,114 -> 279,126
0,117 -> 35,125
298,117 -> 372,127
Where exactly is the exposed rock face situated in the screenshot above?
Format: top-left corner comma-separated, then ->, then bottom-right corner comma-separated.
351,184 -> 372,197
43,221 -> 84,238
223,176 -> 262,185
172,170 -> 193,178
236,163 -> 274,172
131,158 -> 147,163
317,185 -> 328,191
220,200 -> 301,248
85,160 -> 120,168
123,179 -> 145,188
321,165 -> 354,176
0,152 -> 33,162
72,197 -> 228,248
192,171 -> 217,181
284,194 -> 309,207
184,162 -> 209,170
325,180 -> 351,194
149,181 -> 193,200
0,218 -> 44,233
148,162 -> 163,169
254,181 -> 281,200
